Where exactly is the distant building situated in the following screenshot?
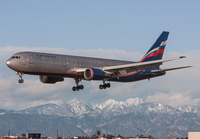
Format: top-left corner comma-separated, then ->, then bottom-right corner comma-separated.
26,133 -> 51,139
188,132 -> 200,139
26,133 -> 41,139
0,133 -> 52,139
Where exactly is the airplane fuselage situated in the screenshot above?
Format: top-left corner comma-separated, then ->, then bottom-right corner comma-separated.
6,51 -> 165,83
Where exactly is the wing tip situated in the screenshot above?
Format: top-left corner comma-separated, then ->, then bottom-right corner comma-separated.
180,56 -> 186,59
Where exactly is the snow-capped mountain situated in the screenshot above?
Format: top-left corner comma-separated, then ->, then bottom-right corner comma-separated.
0,109 -> 7,115
177,104 -> 200,113
0,109 -> 14,115
16,97 -> 182,117
17,103 -> 58,115
0,98 -> 200,139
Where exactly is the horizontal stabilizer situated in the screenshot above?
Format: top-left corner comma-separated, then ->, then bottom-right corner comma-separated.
151,66 -> 192,73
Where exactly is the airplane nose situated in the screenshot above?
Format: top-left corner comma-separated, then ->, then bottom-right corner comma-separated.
6,59 -> 12,68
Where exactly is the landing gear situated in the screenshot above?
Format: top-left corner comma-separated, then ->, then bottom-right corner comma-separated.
72,79 -> 84,91
99,81 -> 111,90
72,85 -> 84,91
17,72 -> 24,83
18,78 -> 24,83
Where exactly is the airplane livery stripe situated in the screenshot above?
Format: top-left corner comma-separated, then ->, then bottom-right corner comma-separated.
141,45 -> 166,62
144,44 -> 166,58
15,70 -> 82,76
141,50 -> 164,62
144,47 -> 159,58
121,71 -> 140,77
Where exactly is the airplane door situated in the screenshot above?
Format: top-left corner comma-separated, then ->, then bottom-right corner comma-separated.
62,58 -> 66,67
29,56 -> 34,64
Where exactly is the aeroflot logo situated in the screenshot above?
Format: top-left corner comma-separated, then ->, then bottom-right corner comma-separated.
160,40 -> 167,46
143,40 -> 167,59
145,47 -> 159,57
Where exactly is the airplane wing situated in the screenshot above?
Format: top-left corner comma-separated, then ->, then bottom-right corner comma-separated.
102,56 -> 186,73
72,56 -> 189,77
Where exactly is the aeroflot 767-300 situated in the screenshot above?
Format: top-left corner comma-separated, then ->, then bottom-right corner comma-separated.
6,31 -> 191,91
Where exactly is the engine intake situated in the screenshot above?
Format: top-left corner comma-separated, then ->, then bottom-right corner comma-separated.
39,75 -> 64,84
84,68 -> 106,80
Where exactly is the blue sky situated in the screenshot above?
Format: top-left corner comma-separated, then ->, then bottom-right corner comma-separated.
1,1 -> 200,52
0,1 -> 200,110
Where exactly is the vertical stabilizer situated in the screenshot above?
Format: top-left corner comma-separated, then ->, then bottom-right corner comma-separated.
141,31 -> 169,62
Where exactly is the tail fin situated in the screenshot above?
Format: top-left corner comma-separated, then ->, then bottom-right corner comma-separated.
141,31 -> 169,62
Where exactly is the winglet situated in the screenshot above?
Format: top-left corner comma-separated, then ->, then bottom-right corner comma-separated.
180,56 -> 186,59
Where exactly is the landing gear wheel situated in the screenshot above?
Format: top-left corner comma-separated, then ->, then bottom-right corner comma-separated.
72,79 -> 84,91
106,83 -> 111,88
99,82 -> 111,90
72,86 -> 83,91
103,84 -> 107,89
18,79 -> 24,83
79,85 -> 84,90
76,88 -> 80,91
17,72 -> 24,84
72,86 -> 76,91
99,84 -> 103,90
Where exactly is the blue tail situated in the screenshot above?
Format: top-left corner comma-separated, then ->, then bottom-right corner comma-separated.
141,31 -> 169,62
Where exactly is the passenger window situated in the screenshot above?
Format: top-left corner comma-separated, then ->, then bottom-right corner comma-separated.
11,56 -> 20,59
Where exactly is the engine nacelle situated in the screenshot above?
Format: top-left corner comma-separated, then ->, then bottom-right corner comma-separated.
39,75 -> 64,84
84,68 -> 106,80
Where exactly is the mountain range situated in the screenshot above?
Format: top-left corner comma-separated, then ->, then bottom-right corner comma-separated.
0,98 -> 200,139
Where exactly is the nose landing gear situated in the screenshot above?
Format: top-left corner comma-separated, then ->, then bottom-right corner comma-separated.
17,72 -> 24,83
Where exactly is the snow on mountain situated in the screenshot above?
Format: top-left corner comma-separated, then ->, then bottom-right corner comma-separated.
54,99 -> 95,117
16,97 -> 185,117
0,109 -> 15,115
17,103 -> 58,115
0,109 -> 7,115
126,97 -> 144,106
177,104 -> 200,113
140,101 -> 181,114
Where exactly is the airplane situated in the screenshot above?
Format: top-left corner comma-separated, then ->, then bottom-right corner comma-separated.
6,31 -> 191,91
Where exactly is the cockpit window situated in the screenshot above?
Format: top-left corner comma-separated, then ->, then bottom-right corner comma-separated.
11,56 -> 21,59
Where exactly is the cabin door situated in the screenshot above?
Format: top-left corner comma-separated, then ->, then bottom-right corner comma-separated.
29,55 -> 34,64
62,58 -> 66,67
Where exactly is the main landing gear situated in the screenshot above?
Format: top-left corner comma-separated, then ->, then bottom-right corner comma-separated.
99,81 -> 111,90
72,79 -> 84,91
17,72 -> 24,83
72,79 -> 111,91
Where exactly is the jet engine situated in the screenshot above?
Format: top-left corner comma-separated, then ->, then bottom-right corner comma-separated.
39,75 -> 64,84
84,68 -> 108,80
